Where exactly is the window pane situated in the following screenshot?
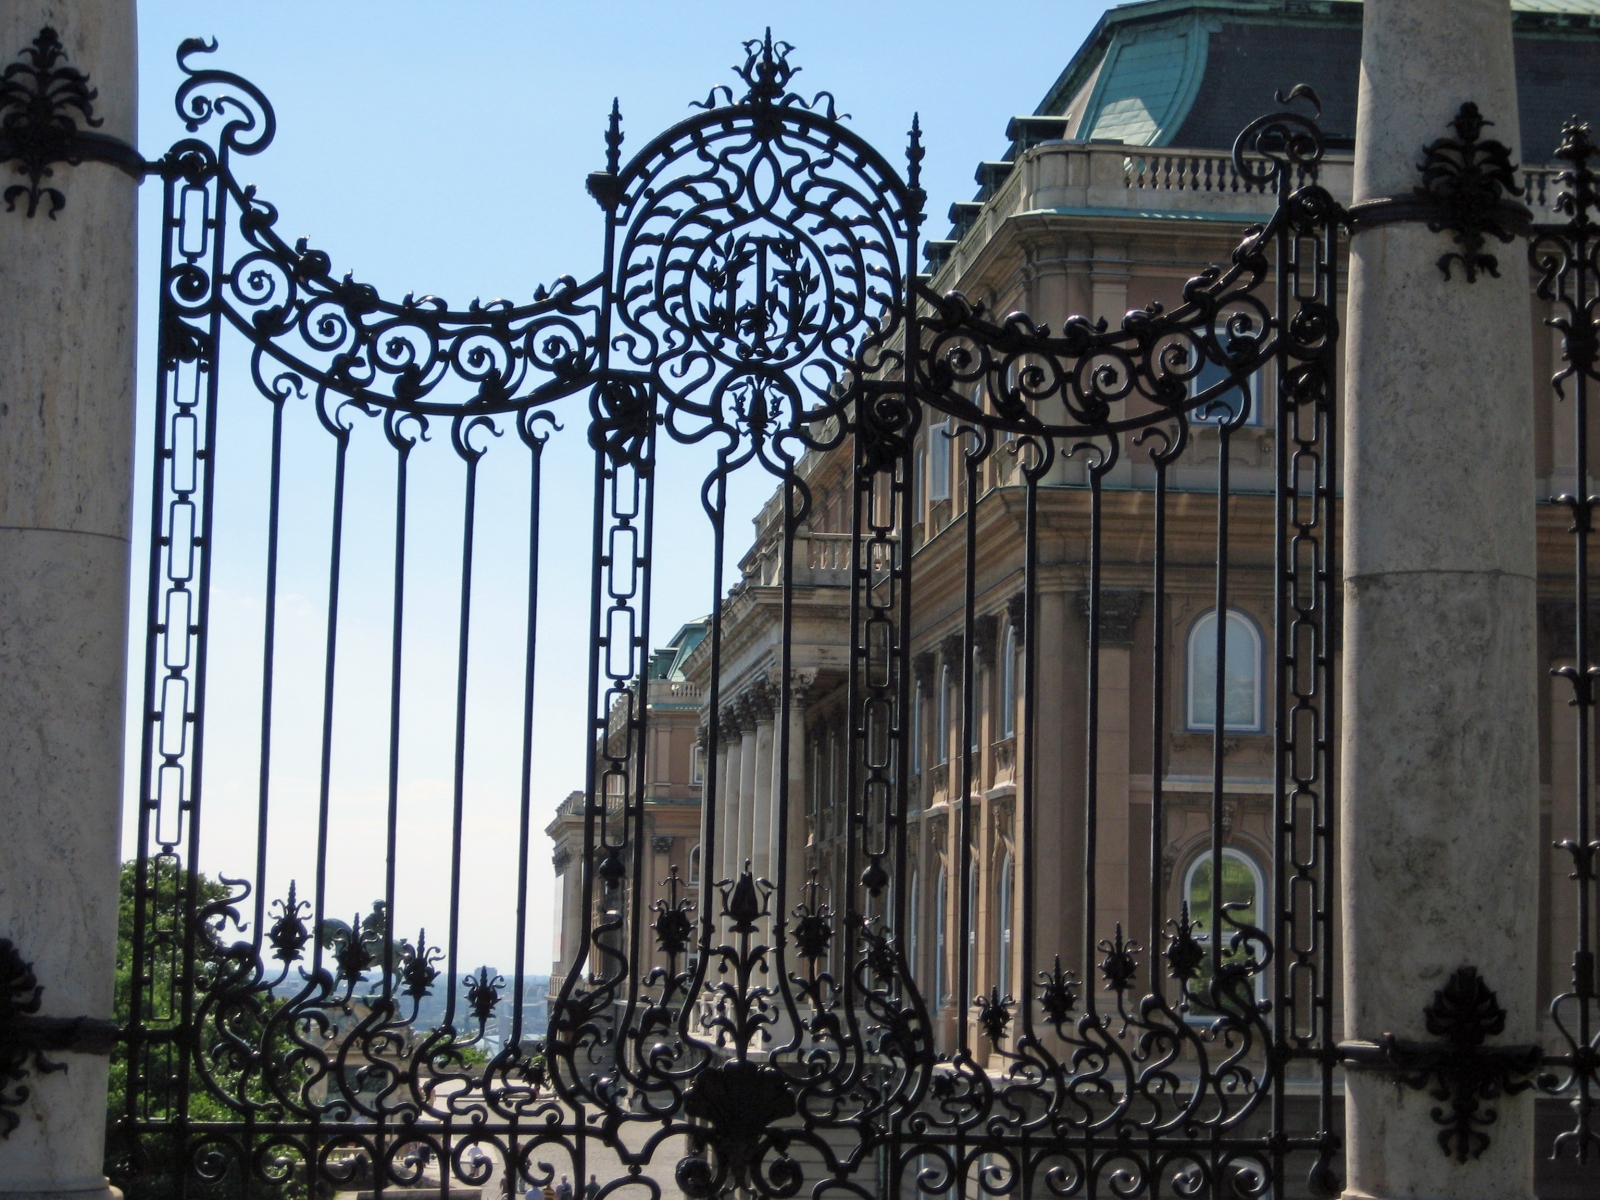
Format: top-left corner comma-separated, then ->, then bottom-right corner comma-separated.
1189,610 -> 1258,731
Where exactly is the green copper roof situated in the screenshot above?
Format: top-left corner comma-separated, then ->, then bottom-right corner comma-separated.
1081,12 -> 1215,144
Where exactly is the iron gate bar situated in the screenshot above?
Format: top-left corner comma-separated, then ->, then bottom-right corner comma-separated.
1531,119 -> 1600,1162
116,28 -> 1370,1199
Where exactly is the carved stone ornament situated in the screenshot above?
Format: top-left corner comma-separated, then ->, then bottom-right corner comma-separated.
1,938 -> 117,1138
939,632 -> 963,668
913,651 -> 936,690
651,835 -> 675,855
0,26 -> 146,218
1346,101 -> 1531,283
973,613 -> 1000,668
1077,589 -> 1144,646
1006,592 -> 1026,644
1338,965 -> 1541,1162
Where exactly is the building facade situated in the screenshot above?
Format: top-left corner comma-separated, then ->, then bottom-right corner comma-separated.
547,0 -> 1600,1184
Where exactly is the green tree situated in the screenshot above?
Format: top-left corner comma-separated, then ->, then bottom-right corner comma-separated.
106,859 -> 303,1200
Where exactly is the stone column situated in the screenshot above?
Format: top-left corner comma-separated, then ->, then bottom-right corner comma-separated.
781,674 -> 813,904
1342,2 -> 1537,1196
717,707 -> 743,888
0,6 -> 137,1200
737,703 -> 759,875
750,688 -> 776,882
1080,591 -> 1141,955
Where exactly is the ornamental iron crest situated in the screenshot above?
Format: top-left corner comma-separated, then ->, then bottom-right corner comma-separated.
1418,102 -> 1527,282
1339,966 -> 1541,1162
0,26 -> 144,216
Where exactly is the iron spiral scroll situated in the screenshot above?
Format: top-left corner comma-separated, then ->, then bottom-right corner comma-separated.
121,27 -> 1351,1200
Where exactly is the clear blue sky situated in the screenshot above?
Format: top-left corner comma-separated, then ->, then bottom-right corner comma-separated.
128,2 -> 1106,978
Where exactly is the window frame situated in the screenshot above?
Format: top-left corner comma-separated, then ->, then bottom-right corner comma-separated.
1186,317 -> 1265,428
1185,607 -> 1264,734
995,849 -> 1013,998
1000,624 -> 1017,740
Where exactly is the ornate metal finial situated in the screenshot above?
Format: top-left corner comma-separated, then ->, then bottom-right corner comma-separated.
1036,955 -> 1079,1029
399,929 -> 442,1001
0,26 -> 144,217
1416,102 -> 1527,282
1553,119 -> 1600,238
905,113 -> 926,224
266,881 -> 311,963
974,986 -> 1013,1043
464,965 -> 503,1024
738,28 -> 795,107
586,99 -> 625,210
1339,965 -> 1542,1162
651,863 -> 695,957
0,938 -> 117,1138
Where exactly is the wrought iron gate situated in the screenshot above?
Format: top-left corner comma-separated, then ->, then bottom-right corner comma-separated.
119,31 -> 1355,1199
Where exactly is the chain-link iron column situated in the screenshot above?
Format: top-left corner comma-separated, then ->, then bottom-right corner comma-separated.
1342,0 -> 1539,1196
0,3 -> 137,1198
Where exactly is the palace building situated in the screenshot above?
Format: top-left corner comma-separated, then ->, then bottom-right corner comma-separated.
548,2 -> 1600,1186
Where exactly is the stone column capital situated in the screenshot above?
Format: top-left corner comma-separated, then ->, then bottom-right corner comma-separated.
939,632 -> 963,667
1005,592 -> 1026,644
973,612 -> 1000,668
1076,589 -> 1143,646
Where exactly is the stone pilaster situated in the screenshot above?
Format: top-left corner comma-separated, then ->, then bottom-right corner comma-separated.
1342,2 -> 1538,1195
0,6 -> 137,1198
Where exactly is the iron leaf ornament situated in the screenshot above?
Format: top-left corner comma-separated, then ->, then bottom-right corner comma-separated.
0,939 -> 117,1138
1339,966 -> 1542,1162
0,26 -> 144,217
1417,102 -> 1528,282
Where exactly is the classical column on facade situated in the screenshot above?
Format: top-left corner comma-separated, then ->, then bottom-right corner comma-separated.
1342,2 -> 1539,1195
1029,584 -> 1088,1046
1078,590 -> 1142,962
748,678 -> 777,883
736,692 -> 761,877
779,671 -> 815,909
0,7 -> 138,1199
716,704 -> 744,889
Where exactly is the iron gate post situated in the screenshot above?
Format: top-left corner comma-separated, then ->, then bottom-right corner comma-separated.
1342,0 -> 1540,1195
0,4 -> 137,1199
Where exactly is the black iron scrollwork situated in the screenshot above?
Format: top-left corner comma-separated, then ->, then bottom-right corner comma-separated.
1346,101 -> 1531,282
1531,118 -> 1600,1162
0,938 -> 117,1138
120,32 -> 1347,1199
1339,966 -> 1541,1162
0,26 -> 145,217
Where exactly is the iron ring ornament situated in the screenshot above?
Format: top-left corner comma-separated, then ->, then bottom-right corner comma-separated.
1345,100 -> 1532,282
61,17 -> 1586,1199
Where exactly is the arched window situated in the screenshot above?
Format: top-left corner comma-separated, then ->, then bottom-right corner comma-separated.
938,665 -> 952,765
995,851 -> 1013,997
1187,609 -> 1263,732
934,868 -> 947,1005
1000,625 -> 1017,740
928,418 -> 951,503
1180,847 -> 1268,1013
688,844 -> 701,886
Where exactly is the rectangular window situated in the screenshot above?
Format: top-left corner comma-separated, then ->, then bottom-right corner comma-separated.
1188,320 -> 1264,427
